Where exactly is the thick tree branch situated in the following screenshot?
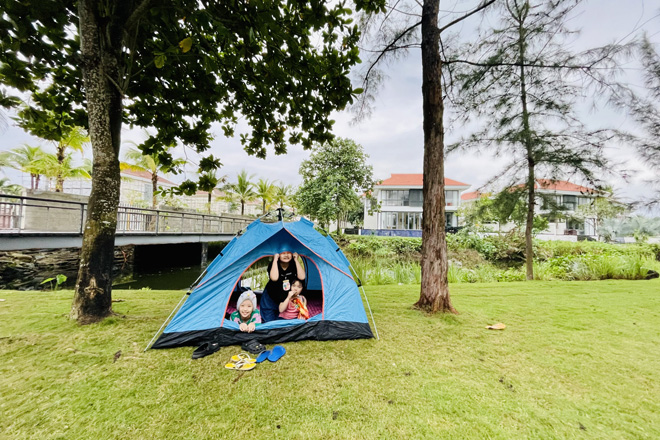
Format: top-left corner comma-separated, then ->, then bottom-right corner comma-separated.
124,0 -> 154,34
438,0 -> 496,34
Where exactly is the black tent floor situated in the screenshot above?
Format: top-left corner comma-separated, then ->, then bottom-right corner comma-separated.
151,321 -> 373,350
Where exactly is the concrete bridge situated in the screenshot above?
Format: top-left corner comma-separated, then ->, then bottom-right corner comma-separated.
0,194 -> 252,252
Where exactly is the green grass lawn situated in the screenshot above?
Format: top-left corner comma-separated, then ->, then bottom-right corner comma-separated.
1,280 -> 659,439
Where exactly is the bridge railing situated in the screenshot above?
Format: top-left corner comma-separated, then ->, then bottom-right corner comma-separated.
0,194 -> 252,236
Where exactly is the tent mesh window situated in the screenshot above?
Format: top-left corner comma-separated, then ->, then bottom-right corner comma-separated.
223,257 -> 323,318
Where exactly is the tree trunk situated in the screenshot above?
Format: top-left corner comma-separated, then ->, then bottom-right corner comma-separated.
151,172 -> 158,208
56,145 -> 65,192
415,0 -> 456,314
70,0 -> 123,323
241,201 -> 245,216
524,164 -> 535,280
516,8 -> 535,281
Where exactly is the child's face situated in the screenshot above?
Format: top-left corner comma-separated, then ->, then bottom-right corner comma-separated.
290,281 -> 303,297
239,299 -> 253,319
279,251 -> 293,263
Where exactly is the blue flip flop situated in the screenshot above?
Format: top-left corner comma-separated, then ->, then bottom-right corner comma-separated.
268,345 -> 286,362
256,350 -> 270,363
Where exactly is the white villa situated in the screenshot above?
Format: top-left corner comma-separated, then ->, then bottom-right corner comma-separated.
362,174 -> 471,236
461,179 -> 599,239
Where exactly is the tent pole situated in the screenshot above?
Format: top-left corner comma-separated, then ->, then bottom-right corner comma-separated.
143,269 -> 206,352
350,263 -> 380,340
143,290 -> 189,351
359,284 -> 380,340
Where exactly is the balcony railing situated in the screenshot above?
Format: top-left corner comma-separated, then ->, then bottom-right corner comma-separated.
0,194 -> 252,236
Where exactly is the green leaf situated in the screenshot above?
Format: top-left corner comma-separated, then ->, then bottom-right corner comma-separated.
154,54 -> 166,69
179,37 -> 193,53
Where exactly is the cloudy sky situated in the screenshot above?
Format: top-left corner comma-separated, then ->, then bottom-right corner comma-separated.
1,0 -> 659,207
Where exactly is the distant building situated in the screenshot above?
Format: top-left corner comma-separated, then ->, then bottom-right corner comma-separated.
59,171 -> 262,216
362,173 -> 470,236
461,179 -> 599,239
118,169 -> 178,206
186,189 -> 261,216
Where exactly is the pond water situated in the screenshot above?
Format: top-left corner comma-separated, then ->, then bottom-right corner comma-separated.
113,266 -> 204,291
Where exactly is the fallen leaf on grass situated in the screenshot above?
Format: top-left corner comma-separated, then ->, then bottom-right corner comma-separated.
486,323 -> 506,330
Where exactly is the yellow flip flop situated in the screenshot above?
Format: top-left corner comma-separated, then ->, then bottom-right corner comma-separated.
225,355 -> 257,371
225,360 -> 256,371
236,361 -> 256,371
230,353 -> 255,363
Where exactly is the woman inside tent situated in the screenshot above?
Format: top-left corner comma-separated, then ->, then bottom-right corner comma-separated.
259,251 -> 305,322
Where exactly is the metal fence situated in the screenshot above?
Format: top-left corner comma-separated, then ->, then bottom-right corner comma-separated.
0,194 -> 252,236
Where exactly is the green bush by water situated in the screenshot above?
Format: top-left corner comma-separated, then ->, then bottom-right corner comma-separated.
343,234 -> 660,285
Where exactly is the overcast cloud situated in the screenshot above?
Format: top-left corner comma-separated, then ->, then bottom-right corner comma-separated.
1,0 -> 658,208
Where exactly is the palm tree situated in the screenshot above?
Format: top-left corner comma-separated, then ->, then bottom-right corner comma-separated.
41,153 -> 92,190
198,170 -> 228,213
274,183 -> 295,210
0,144 -> 48,190
223,170 -> 256,216
624,216 -> 660,242
255,178 -> 277,214
0,177 -> 22,195
121,147 -> 185,208
53,126 -> 89,192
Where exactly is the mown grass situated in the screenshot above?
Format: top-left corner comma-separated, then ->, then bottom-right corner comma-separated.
1,280 -> 660,439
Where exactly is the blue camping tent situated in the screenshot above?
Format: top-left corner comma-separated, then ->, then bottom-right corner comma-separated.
151,217 -> 373,349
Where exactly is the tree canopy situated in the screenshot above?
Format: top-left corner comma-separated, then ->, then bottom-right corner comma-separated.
0,0 -> 385,323
296,137 -> 377,232
447,0 -> 621,279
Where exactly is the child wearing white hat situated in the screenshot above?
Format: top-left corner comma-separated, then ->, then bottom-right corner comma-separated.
229,290 -> 261,333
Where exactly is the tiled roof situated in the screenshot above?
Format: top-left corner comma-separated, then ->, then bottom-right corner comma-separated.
379,174 -> 470,187
461,191 -> 482,201
461,180 -> 596,200
121,169 -> 176,186
533,179 -> 595,193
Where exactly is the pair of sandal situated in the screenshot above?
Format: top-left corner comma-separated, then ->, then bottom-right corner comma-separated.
255,345 -> 285,363
225,345 -> 286,371
225,352 -> 256,371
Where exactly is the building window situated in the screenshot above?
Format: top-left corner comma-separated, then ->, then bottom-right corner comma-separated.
445,190 -> 458,207
382,190 -> 409,206
567,218 -> 583,233
578,196 -> 591,207
409,189 -> 423,207
563,195 -> 577,211
382,212 -> 423,230
446,212 -> 455,227
142,183 -> 151,202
